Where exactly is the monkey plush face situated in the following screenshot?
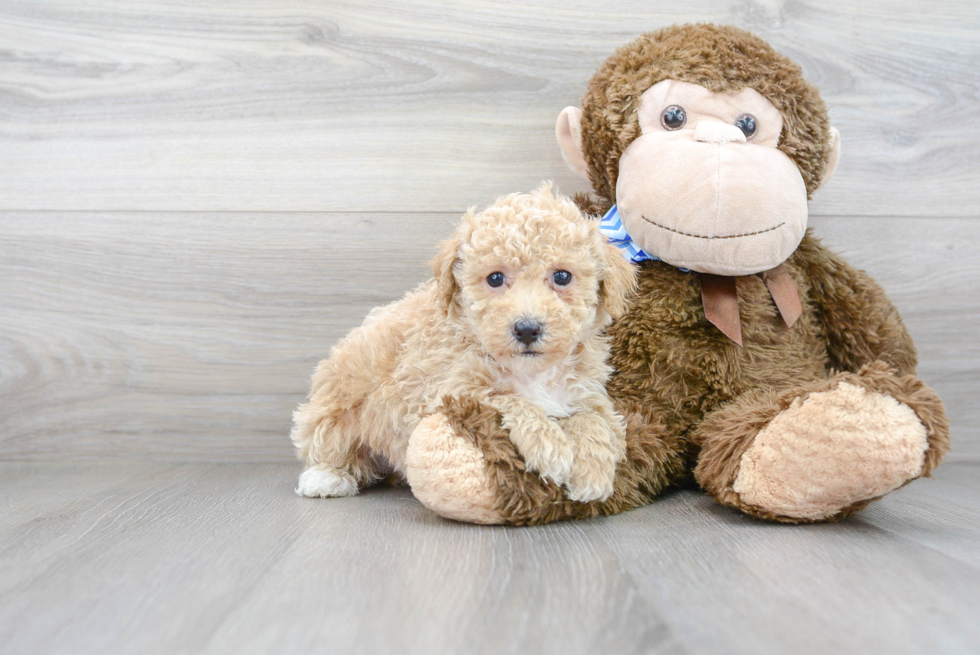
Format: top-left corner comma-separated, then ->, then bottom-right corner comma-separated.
615,80 -> 807,275
556,24 -> 841,277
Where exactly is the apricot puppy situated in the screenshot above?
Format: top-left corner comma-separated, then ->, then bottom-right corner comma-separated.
290,184 -> 635,503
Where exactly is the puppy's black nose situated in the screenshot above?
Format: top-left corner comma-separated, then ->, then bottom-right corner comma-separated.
513,320 -> 542,345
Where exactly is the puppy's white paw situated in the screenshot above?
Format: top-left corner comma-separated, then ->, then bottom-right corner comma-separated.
295,467 -> 358,498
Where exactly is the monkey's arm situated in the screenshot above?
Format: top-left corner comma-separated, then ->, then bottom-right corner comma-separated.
794,231 -> 917,376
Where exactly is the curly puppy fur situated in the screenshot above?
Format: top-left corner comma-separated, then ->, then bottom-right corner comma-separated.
290,184 -> 636,503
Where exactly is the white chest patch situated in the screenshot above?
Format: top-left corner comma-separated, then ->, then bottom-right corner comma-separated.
500,367 -> 584,418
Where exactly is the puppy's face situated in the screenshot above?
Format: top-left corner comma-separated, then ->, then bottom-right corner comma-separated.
432,186 -> 635,373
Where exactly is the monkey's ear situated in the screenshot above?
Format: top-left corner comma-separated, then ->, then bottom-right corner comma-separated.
820,127 -> 842,187
556,107 -> 590,180
430,235 -> 462,316
598,244 -> 637,321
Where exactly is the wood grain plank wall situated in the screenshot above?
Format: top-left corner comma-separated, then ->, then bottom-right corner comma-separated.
1,0 -> 978,215
1,0 -> 977,462
2,213 -> 977,462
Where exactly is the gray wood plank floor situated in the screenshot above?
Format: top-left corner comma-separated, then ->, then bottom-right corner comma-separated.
1,461 -> 978,655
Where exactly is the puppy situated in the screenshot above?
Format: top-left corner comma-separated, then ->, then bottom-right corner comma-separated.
290,184 -> 635,502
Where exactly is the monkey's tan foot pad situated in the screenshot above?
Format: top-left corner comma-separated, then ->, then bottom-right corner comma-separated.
732,382 -> 929,521
406,413 -> 505,524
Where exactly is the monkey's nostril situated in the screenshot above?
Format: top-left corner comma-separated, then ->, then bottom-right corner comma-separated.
513,320 -> 542,345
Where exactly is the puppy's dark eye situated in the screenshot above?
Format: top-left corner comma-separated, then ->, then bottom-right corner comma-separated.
486,272 -> 505,288
661,105 -> 687,130
735,114 -> 757,139
553,270 -> 572,286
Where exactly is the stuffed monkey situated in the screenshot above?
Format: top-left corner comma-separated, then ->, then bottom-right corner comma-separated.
404,24 -> 950,524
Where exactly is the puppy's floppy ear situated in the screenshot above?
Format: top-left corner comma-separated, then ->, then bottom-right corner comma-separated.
430,234 -> 462,315
598,243 -> 636,321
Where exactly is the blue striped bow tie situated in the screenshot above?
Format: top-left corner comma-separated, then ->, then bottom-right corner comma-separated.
598,205 -> 656,263
599,204 -> 693,272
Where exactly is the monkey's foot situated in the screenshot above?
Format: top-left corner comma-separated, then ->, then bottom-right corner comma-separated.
405,413 -> 504,524
733,382 -> 928,520
695,364 -> 949,522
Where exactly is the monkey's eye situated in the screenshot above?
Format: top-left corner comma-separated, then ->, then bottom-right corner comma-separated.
552,270 -> 572,286
661,105 -> 687,130
735,114 -> 757,139
486,272 -> 505,288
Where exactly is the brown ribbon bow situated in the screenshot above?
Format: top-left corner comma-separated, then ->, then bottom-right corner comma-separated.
699,263 -> 802,346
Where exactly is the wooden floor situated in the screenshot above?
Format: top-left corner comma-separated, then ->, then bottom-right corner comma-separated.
1,461 -> 978,655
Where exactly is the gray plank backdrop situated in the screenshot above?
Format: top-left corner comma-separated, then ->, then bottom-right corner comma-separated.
1,0 -> 978,462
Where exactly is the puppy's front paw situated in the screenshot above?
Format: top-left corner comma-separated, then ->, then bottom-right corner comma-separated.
557,410 -> 623,502
565,458 -> 616,503
512,418 -> 575,486
296,466 -> 358,498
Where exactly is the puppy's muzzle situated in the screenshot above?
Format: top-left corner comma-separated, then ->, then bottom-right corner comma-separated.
513,319 -> 543,346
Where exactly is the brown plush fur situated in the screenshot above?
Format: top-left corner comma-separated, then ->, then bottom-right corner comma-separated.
407,24 -> 950,525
